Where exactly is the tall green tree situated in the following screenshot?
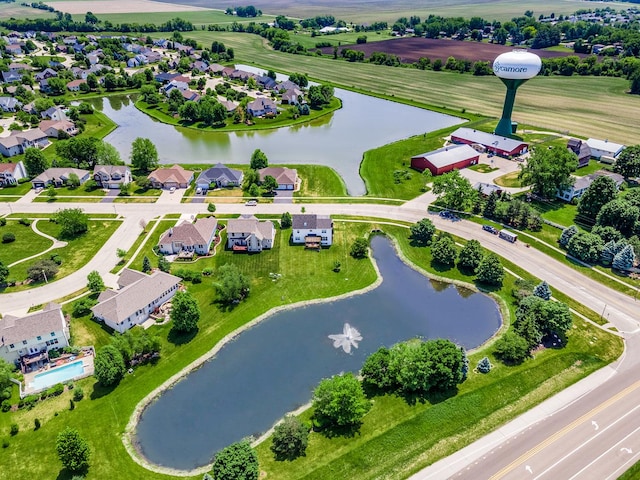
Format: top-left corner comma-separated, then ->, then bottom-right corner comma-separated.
494,331 -> 530,364
142,256 -> 152,273
431,234 -> 457,266
312,372 -> 370,427
476,254 -> 505,286
518,146 -> 578,199
130,138 -> 159,173
212,440 -> 259,480
250,149 -> 268,170
87,270 -> 104,293
23,147 -> 49,176
271,415 -> 309,460
567,232 -> 604,263
56,427 -> 91,473
280,212 -> 292,229
0,260 -> 9,284
53,208 -> 89,238
596,199 -> 639,237
410,218 -> 435,245
458,239 -> 483,271
431,170 -> 477,211
215,264 -> 250,304
613,145 -> 640,179
170,290 -> 201,333
577,175 -> 619,220
262,175 -> 278,193
94,344 -> 126,386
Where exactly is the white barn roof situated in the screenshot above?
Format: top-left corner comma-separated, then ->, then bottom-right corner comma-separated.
413,144 -> 478,169
586,138 -> 625,157
451,127 -> 527,152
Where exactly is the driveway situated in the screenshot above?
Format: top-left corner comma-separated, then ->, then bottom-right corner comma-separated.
157,188 -> 185,204
100,189 -> 119,203
273,190 -> 293,204
458,152 -> 528,194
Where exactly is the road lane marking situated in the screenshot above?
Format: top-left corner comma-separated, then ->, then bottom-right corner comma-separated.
488,379 -> 640,479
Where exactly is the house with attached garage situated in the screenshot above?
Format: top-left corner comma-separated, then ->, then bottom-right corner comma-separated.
158,217 -> 218,256
0,303 -> 69,365
39,119 -> 78,138
0,96 -> 22,112
147,164 -> 193,189
292,214 -> 334,248
247,97 -> 278,117
0,129 -> 49,157
31,167 -> 90,189
91,268 -> 182,334
93,165 -> 132,189
226,215 -> 275,252
258,166 -> 298,190
196,163 -> 243,191
0,161 -> 27,186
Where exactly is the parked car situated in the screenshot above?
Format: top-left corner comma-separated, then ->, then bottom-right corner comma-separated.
169,186 -> 176,193
483,225 -> 498,234
196,187 -> 202,195
439,211 -> 451,218
245,199 -> 258,206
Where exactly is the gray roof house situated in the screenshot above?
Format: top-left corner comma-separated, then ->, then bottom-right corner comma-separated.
0,303 -> 69,364
247,97 -> 278,117
557,170 -> 625,202
31,167 -> 90,189
226,215 -> 275,252
91,269 -> 182,333
0,96 -> 22,112
158,217 -> 218,256
93,165 -> 132,189
292,214 -> 334,247
0,129 -> 49,158
196,163 -> 243,190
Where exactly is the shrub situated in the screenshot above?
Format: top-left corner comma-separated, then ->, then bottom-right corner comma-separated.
207,203 -> 216,212
0,218 -> 5,227
350,237 -> 369,258
50,254 -> 62,265
2,439 -> 8,448
73,387 -> 84,402
10,424 -> 18,436
19,218 -> 31,226
476,357 -> 492,373
271,415 -> 309,460
72,298 -> 95,318
1,232 -> 15,243
1,400 -> 11,412
34,418 -> 41,430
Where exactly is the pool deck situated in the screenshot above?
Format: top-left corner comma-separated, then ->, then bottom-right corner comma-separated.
22,350 -> 95,397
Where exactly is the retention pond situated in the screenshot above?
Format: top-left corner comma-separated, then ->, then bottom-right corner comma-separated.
134,235 -> 501,470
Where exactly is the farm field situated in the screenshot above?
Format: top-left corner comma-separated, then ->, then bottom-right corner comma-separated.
0,2 -> 56,19
44,0 -> 209,14
185,31 -> 640,145
151,0 -> 640,22
68,9 -> 277,26
321,37 -> 589,64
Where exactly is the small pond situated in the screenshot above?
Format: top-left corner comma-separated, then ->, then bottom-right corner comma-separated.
90,80 -> 462,195
134,235 -> 501,470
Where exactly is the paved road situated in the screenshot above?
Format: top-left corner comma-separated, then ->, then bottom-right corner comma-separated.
1,199 -> 639,480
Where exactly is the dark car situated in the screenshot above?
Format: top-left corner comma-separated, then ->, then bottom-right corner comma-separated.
439,211 -> 451,218
482,225 -> 498,234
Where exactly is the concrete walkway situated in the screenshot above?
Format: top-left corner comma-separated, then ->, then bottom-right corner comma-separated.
7,219 -> 67,268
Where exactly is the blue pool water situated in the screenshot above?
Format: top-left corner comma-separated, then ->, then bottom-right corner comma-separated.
30,361 -> 85,390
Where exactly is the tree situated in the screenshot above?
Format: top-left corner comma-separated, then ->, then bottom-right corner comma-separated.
67,173 -> 81,188
215,263 -> 250,304
142,256 -> 152,273
567,232 -> 604,263
596,199 -> 639,237
476,254 -> 504,286
431,234 -> 457,266
540,301 -> 573,335
613,244 -> 636,271
601,240 -> 626,265
559,225 -> 578,247
87,271 -> 104,294
476,357 -> 492,373
518,146 -> 578,199
577,175 -> 619,220
86,73 -> 99,90
56,137 -> 101,169
312,372 -> 370,428
431,170 -> 477,211
56,427 -> 90,473
271,415 -> 309,460
458,239 -> 483,271
94,344 -> 126,386
96,141 -> 122,166
614,145 -> 640,179
171,290 -> 201,333
592,225 -> 624,244
46,185 -> 57,201
103,73 -> 117,91
24,147 -> 48,176
158,256 -> 171,273
54,208 -> 89,238
483,191 -> 498,218
27,259 -> 59,282
280,212 -> 292,229
350,237 -> 369,258
410,218 -> 435,245
361,347 -> 393,390
250,149 -> 268,170
212,440 -> 259,480
179,100 -> 200,122
130,138 -> 159,173
0,260 -> 8,284
533,281 -> 551,300
494,332 -> 530,364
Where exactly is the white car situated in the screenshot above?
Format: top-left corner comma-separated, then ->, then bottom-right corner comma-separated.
245,199 -> 258,206
169,187 -> 176,193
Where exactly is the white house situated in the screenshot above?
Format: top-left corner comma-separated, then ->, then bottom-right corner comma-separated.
292,214 -> 333,247
0,161 -> 27,186
557,170 -> 625,202
0,129 -> 49,157
586,138 -> 625,161
31,168 -> 90,189
0,303 -> 69,365
226,216 -> 275,252
93,165 -> 132,189
158,217 -> 218,256
91,269 -> 182,333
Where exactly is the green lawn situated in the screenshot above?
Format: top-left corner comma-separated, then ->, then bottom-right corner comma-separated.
494,171 -> 525,188
574,160 -> 611,177
130,219 -> 178,271
70,9 -> 277,27
468,164 -> 499,173
294,165 -> 347,197
2,219 -> 121,292
0,220 -> 53,267
0,182 -> 32,198
33,185 -> 107,203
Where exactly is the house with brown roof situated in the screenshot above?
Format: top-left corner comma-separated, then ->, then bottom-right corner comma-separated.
158,217 -> 218,256
39,119 -> 78,138
66,79 -> 87,91
0,303 -> 69,364
258,166 -> 298,190
147,164 -> 194,189
91,268 -> 182,333
0,129 -> 49,157
292,214 -> 334,247
226,215 -> 275,252
31,168 -> 90,189
0,161 -> 27,186
93,165 -> 132,189
247,97 -> 278,117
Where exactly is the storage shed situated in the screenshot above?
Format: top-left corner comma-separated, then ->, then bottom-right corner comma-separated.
411,144 -> 480,176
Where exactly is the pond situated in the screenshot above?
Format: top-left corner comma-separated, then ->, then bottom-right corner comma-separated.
90,84 -> 461,195
134,235 -> 501,470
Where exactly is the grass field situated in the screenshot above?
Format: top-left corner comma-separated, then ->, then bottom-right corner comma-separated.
181,31 -> 640,145
69,9 -> 277,26
294,164 -> 347,197
0,2 -> 56,19
0,220 -> 53,267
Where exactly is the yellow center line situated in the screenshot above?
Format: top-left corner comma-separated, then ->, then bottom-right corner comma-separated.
489,379 -> 640,479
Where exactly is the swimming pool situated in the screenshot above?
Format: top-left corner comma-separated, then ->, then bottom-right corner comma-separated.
29,361 -> 85,391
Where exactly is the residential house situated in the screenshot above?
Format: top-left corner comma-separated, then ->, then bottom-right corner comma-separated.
450,127 -> 529,157
0,303 -> 70,365
4,44 -> 22,56
0,129 -> 49,158
0,96 -> 22,112
93,165 -> 132,189
226,215 -> 275,252
410,144 -> 480,175
281,88 -> 303,105
247,97 -> 278,117
586,138 -> 625,161
40,106 -> 67,121
8,63 -> 31,72
148,164 -> 194,189
39,119 -> 78,138
0,161 -> 27,186
181,90 -> 200,102
158,217 -> 218,256
62,35 -> 77,45
257,75 -> 277,90
154,72 -> 180,84
66,79 -> 87,92
91,269 -> 182,333
31,168 -> 90,189
38,78 -> 52,93
195,163 -> 243,190
292,214 -> 334,247
192,60 -> 208,72
557,170 -> 625,201
34,68 -> 57,82
1,70 -> 22,84
258,166 -> 298,190
277,80 -> 299,92
567,138 -> 592,168
208,63 -> 225,75
221,66 -> 236,78
474,182 -> 503,197
71,67 -> 90,80
161,79 -> 189,96
5,85 -> 32,96
219,100 -> 237,113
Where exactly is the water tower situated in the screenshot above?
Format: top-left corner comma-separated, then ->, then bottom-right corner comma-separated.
492,50 -> 542,136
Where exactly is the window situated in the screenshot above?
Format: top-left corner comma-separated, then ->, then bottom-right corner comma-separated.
37,336 -> 42,341
9,344 -> 14,349
50,332 -> 55,337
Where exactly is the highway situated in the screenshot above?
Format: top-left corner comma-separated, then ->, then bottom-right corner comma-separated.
1,198 -> 639,479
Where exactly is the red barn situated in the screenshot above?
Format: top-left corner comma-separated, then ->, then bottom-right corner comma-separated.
450,127 -> 528,157
411,144 -> 480,176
